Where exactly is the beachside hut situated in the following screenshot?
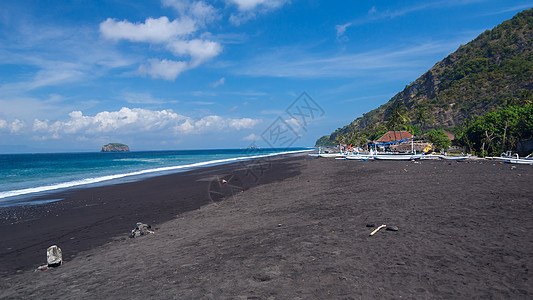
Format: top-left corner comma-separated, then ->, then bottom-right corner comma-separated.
372,131 -> 414,152
375,131 -> 413,143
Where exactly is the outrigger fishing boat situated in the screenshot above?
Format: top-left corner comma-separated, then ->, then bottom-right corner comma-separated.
489,152 -> 533,165
344,149 -> 376,160
501,153 -> 533,165
311,146 -> 348,158
504,157 -> 533,165
367,136 -> 424,160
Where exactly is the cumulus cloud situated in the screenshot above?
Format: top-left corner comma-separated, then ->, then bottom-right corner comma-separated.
99,17 -> 196,43
31,107 -> 260,139
100,14 -> 222,80
166,39 -> 223,66
230,118 -> 260,130
176,115 -> 260,133
0,119 -> 26,134
7,119 -> 25,133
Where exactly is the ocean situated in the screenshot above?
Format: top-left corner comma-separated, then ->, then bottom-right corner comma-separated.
0,148 -> 310,207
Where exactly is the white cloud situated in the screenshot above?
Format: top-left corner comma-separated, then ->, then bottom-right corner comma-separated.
99,17 -> 197,43
139,59 -> 188,80
226,0 -> 289,25
162,0 -> 219,25
227,0 -> 287,11
166,39 -> 223,66
99,15 -> 222,80
335,22 -> 352,39
212,77 -> 225,87
32,119 -> 49,131
8,119 -> 25,133
177,115 -> 260,133
0,120 -> 7,130
285,117 -> 300,129
31,107 -> 260,139
243,133 -> 258,141
230,118 -> 260,130
31,67 -> 85,89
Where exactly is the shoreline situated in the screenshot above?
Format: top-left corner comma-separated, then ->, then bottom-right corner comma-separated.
1,157 -> 532,298
0,149 -> 312,204
0,152 -> 308,275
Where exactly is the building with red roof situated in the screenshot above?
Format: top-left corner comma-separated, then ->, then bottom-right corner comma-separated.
375,131 -> 414,143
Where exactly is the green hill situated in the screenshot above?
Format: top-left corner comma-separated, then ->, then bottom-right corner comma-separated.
318,8 -> 533,146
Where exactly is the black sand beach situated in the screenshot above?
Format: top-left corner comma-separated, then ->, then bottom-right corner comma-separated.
1,154 -> 532,298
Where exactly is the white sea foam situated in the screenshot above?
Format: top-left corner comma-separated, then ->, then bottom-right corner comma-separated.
0,149 -> 311,200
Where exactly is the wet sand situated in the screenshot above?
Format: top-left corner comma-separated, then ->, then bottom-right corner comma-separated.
1,155 -> 532,298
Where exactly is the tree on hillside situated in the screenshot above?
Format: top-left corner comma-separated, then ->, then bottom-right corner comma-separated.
414,105 -> 427,130
386,101 -> 411,140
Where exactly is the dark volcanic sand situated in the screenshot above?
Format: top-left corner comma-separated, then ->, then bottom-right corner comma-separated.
1,155 -> 532,298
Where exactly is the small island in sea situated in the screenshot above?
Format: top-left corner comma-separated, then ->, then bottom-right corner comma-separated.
100,143 -> 130,152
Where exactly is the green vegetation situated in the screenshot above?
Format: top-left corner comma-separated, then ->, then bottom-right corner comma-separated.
385,102 -> 411,132
315,135 -> 335,147
456,105 -> 533,156
316,8 -> 533,149
426,129 -> 452,152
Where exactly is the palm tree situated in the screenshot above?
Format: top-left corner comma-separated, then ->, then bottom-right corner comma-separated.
414,105 -> 427,131
386,101 -> 411,141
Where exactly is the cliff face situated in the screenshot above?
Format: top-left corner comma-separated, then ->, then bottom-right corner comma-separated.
101,143 -> 130,152
320,8 -> 533,146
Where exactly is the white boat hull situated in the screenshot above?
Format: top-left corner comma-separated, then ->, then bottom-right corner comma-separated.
503,158 -> 533,165
345,154 -> 374,160
373,154 -> 423,160
439,155 -> 470,160
420,155 -> 441,160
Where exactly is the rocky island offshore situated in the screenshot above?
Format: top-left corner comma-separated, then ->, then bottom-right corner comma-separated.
100,143 -> 130,152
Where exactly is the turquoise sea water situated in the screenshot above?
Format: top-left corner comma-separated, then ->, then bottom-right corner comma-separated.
0,148 -> 310,207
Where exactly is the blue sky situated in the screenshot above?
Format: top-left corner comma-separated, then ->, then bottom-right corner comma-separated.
0,0 -> 531,152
